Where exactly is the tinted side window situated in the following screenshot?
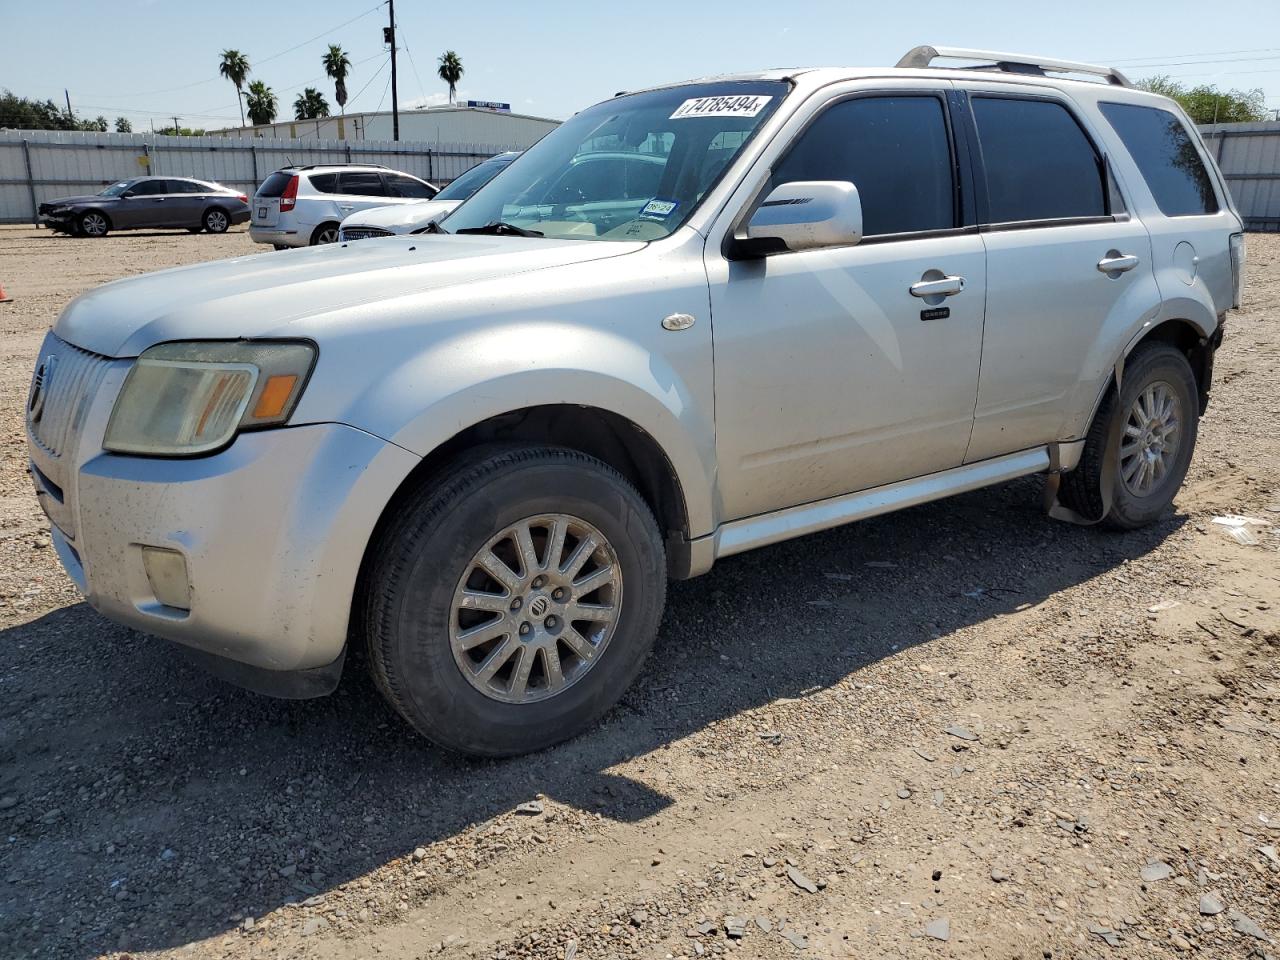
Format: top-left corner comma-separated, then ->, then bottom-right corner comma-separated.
129,179 -> 168,196
623,158 -> 664,199
772,96 -> 955,236
308,173 -> 339,193
168,180 -> 204,193
971,97 -> 1106,223
1099,102 -> 1218,216
556,158 -> 623,203
386,174 -> 436,198
338,171 -> 388,196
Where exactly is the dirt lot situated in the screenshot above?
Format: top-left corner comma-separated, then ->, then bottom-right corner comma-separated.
0,224 -> 1277,960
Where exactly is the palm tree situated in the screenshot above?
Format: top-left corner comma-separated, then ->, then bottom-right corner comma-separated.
245,81 -> 278,126
219,49 -> 251,126
293,87 -> 330,121
437,50 -> 464,105
322,44 -> 352,115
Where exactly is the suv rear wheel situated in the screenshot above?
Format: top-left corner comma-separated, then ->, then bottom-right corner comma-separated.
1058,342 -> 1199,529
310,222 -> 340,245
362,447 -> 667,756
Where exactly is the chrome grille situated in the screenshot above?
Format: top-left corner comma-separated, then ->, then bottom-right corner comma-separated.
28,337 -> 112,459
340,226 -> 393,241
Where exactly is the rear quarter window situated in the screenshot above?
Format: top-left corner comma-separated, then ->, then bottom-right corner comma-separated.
308,173 -> 340,193
1099,102 -> 1219,217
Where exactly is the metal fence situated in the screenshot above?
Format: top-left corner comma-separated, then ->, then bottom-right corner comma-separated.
1201,121 -> 1280,232
0,129 -> 516,224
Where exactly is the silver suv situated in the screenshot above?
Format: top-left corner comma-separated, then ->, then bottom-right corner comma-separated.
26,47 -> 1245,755
248,164 -> 437,248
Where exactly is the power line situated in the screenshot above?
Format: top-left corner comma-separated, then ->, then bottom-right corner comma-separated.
79,3 -> 385,100
1108,46 -> 1280,65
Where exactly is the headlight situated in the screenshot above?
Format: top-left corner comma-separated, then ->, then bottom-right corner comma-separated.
104,340 -> 316,456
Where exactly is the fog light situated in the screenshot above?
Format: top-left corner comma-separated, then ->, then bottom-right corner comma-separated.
140,546 -> 191,610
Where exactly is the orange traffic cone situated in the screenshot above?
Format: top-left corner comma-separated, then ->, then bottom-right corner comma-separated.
0,282 -> 11,303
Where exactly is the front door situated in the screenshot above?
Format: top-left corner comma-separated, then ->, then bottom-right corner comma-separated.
707,88 -> 987,521
116,177 -> 172,228
957,86 -> 1160,461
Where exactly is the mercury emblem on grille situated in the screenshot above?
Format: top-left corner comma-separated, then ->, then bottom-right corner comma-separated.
28,355 -> 56,424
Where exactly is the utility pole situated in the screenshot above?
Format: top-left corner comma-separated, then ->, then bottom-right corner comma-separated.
386,0 -> 399,141
64,89 -> 72,117
173,117 -> 181,135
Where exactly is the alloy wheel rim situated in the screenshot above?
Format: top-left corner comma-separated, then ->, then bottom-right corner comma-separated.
208,212 -> 227,231
449,514 -> 622,704
318,228 -> 339,244
83,214 -> 106,236
1120,380 -> 1182,497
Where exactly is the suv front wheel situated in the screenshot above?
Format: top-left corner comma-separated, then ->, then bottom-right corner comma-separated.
1059,342 -> 1199,529
362,447 -> 667,756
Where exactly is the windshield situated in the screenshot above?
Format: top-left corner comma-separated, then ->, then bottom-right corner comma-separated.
98,180 -> 135,197
444,81 -> 787,241
435,156 -> 516,202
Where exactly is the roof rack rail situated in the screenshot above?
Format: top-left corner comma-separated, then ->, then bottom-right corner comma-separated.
896,45 -> 1132,87
285,162 -> 392,170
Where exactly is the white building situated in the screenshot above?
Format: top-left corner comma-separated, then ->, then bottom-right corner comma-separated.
213,104 -> 560,149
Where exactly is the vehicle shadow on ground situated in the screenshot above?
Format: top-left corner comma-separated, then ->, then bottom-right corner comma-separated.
0,477 -> 1184,957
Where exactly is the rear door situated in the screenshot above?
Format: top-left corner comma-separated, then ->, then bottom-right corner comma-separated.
165,179 -> 207,227
337,170 -> 394,215
957,85 -> 1160,461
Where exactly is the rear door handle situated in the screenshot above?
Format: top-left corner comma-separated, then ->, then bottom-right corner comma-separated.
1097,253 -> 1139,275
909,276 -> 965,298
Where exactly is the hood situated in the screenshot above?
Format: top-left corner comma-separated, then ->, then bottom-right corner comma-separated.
42,194 -> 112,208
340,198 -> 463,234
54,234 -> 644,357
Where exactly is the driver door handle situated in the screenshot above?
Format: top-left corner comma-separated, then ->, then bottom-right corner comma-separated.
909,276 -> 965,298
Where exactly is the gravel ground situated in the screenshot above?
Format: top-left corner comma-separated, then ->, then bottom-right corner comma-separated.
0,225 -> 1277,960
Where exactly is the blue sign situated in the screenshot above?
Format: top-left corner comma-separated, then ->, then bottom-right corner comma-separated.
466,100 -> 511,112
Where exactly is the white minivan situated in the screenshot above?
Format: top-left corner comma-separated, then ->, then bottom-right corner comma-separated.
249,164 -> 438,248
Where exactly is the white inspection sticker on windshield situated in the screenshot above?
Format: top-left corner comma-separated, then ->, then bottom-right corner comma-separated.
670,95 -> 772,120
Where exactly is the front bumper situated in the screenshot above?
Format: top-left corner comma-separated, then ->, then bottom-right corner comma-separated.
26,335 -> 419,676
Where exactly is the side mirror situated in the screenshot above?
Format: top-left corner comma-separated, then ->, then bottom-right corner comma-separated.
731,180 -> 862,258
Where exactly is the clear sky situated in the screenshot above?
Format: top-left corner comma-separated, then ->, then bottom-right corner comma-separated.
3,0 -> 1279,131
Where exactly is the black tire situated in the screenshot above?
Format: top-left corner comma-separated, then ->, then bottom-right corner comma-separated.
362,446 -> 667,756
310,222 -> 340,245
272,244 -> 290,251
1058,342 -> 1199,529
203,207 -> 230,233
78,211 -> 110,238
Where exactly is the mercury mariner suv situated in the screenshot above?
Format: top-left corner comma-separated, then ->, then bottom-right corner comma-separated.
26,47 -> 1245,756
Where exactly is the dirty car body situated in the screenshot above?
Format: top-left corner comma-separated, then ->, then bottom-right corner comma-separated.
27,48 -> 1244,755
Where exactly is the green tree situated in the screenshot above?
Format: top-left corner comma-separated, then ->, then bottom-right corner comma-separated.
219,49 -> 251,126
1135,76 -> 1267,124
322,44 -> 352,115
157,125 -> 206,136
115,116 -> 132,133
245,80 -> 278,126
437,50 -> 464,105
293,87 -> 330,121
0,90 -> 107,130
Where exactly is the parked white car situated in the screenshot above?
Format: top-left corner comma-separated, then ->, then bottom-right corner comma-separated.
339,152 -> 521,241
249,164 -> 438,248
28,47 -> 1244,756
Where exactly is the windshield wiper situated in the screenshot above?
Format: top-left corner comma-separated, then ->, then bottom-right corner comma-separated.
454,220 -> 544,238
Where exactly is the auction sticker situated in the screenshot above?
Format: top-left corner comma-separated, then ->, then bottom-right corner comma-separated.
670,95 -> 772,120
